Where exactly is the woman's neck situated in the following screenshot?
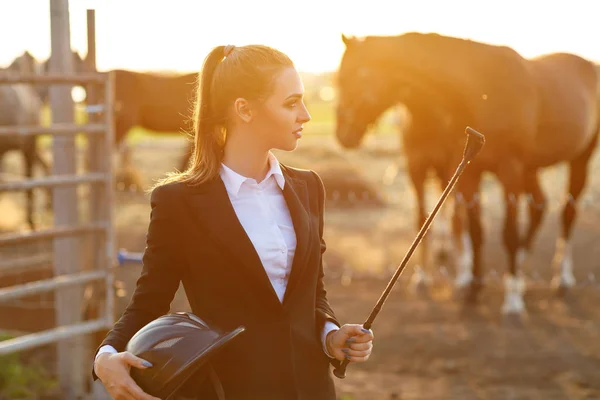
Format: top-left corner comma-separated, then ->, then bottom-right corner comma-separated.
222,131 -> 271,182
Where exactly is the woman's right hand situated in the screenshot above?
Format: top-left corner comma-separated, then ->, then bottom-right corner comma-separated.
94,352 -> 161,400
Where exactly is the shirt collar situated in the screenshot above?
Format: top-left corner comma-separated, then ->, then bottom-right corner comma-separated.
220,151 -> 285,196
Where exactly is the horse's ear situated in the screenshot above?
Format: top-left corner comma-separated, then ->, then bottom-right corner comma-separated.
341,33 -> 354,47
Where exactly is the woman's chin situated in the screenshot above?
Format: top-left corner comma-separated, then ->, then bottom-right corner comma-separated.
276,139 -> 300,152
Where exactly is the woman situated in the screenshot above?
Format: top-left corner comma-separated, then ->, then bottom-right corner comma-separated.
92,44 -> 375,400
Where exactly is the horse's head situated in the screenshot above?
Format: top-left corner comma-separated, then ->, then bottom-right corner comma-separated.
336,32 -> 471,151
8,51 -> 45,75
335,34 -> 403,149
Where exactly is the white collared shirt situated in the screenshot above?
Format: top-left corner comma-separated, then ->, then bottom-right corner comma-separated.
95,152 -> 338,363
219,152 -> 295,303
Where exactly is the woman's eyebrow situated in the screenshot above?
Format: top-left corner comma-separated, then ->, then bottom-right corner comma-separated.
285,93 -> 303,101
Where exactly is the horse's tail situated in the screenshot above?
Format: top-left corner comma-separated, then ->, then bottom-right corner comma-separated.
596,75 -> 600,143
589,92 -> 600,158
583,66 -> 600,159
595,63 -> 600,139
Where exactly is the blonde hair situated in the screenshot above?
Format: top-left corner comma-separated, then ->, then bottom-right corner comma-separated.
152,44 -> 294,189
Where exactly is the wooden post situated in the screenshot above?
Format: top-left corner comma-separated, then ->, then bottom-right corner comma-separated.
85,9 -> 113,400
86,10 -> 96,69
48,0 -> 85,397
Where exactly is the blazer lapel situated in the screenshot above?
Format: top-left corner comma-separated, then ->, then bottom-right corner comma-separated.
281,167 -> 312,305
184,178 -> 282,307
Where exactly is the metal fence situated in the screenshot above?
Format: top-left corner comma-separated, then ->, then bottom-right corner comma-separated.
0,71 -> 115,397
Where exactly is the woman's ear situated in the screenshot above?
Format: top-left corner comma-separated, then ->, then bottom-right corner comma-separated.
233,98 -> 253,123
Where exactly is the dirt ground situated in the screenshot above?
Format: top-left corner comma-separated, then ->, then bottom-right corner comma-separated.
2,133 -> 600,399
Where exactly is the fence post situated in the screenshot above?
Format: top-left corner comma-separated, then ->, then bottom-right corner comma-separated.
48,0 -> 86,397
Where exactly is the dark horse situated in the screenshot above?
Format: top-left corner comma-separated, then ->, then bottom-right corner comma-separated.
335,33 -> 599,316
111,70 -> 197,171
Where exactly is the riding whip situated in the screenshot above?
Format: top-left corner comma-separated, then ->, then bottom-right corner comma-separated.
333,126 -> 485,379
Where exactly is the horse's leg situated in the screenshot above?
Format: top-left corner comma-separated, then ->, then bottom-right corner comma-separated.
23,147 -> 36,230
551,132 -> 599,295
406,159 -> 432,295
114,112 -> 135,168
34,147 -> 53,211
453,169 -> 483,303
429,166 -> 457,266
451,191 -> 470,284
114,114 -> 148,192
495,158 -> 526,315
520,169 -> 546,268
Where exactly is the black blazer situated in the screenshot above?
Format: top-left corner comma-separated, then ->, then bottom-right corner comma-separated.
93,164 -> 342,400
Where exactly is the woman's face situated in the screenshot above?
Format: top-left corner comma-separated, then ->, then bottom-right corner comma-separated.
249,66 -> 311,152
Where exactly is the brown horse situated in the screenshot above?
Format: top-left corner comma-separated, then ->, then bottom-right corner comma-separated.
111,70 -> 197,171
335,33 -> 599,316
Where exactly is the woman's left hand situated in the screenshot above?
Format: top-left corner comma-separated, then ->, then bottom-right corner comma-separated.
326,324 -> 374,363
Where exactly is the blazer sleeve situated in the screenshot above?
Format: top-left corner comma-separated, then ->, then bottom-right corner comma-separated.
311,171 -> 342,367
92,184 -> 187,380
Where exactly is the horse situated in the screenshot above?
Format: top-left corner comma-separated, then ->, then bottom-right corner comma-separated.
0,51 -> 52,230
335,32 -> 600,317
110,70 -> 197,172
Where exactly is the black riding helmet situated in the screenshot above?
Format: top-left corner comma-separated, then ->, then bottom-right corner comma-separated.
126,312 -> 245,400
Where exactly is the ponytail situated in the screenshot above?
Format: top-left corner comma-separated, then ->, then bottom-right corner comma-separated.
185,45 -> 229,184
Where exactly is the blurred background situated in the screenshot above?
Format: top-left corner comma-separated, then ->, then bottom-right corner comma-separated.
1,0 -> 600,399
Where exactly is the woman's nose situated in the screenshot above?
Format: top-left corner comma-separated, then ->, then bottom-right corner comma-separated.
299,103 -> 311,123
